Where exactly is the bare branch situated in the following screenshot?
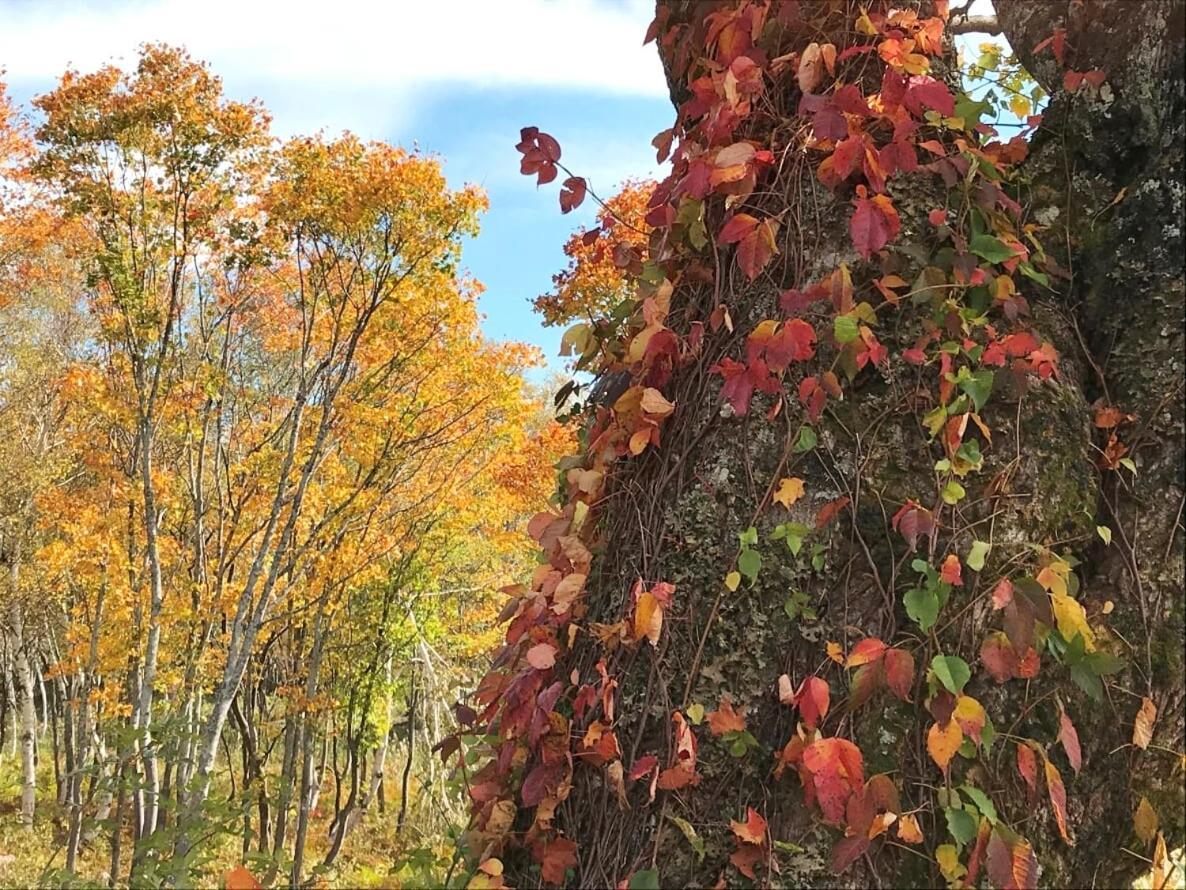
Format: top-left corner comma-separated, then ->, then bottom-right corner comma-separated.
949,14 -> 1002,35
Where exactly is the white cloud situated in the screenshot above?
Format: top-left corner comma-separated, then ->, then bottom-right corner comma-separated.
0,0 -> 666,136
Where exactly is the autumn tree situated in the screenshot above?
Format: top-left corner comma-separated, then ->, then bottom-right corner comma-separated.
467,2 -> 1184,888
1,47 -> 570,887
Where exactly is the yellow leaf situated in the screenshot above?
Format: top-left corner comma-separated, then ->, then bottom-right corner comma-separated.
773,476 -> 806,509
826,641 -> 844,664
1050,592 -> 1096,650
633,591 -> 663,646
935,844 -> 966,882
725,571 -> 741,592
1133,697 -> 1157,750
1135,796 -> 1159,844
927,719 -> 963,773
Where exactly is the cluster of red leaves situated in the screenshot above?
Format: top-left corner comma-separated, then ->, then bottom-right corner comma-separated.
465,2 -> 1123,886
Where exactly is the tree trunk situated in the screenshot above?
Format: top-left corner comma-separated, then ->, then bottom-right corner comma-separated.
497,2 -> 1185,887
7,551 -> 38,828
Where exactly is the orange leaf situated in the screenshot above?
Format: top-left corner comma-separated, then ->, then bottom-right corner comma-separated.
707,696 -> 747,736
927,719 -> 962,773
730,806 -> 768,845
897,813 -> 924,844
225,866 -> 262,890
1044,759 -> 1073,844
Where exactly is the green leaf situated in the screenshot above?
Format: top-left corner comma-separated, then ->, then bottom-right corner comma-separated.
739,525 -> 759,547
945,807 -> 978,846
794,425 -> 818,453
629,869 -> 661,890
969,234 -> 1015,264
834,315 -> 859,344
931,655 -> 972,694
905,587 -> 940,631
960,786 -> 998,824
941,480 -> 966,505
1096,525 -> 1112,545
967,540 -> 990,572
738,548 -> 762,583
959,369 -> 995,411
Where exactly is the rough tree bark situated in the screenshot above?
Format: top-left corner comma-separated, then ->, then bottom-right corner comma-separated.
543,2 -> 1184,887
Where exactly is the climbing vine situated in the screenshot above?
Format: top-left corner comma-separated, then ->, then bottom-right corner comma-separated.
445,2 -> 1166,888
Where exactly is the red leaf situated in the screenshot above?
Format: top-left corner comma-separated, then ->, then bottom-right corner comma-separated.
740,220 -> 779,280
891,501 -> 934,552
883,648 -> 915,701
628,755 -> 658,780
559,177 -> 587,214
729,843 -> 765,879
522,761 -> 565,806
846,638 -> 887,668
1016,743 -> 1038,802
1058,711 -> 1082,774
718,212 -> 759,245
980,632 -> 1018,684
535,836 -> 578,885
830,835 -> 870,874
905,76 -> 955,116
802,738 -> 865,823
766,318 -> 816,368
793,676 -> 831,729
850,187 -> 892,259
814,494 -> 850,528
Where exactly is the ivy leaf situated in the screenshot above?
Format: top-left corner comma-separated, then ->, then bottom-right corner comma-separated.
967,540 -> 991,572
946,807 -> 979,846
850,187 -> 900,258
904,587 -> 939,631
928,719 -> 963,773
559,176 -> 587,213
931,655 -> 971,694
773,477 -> 806,509
627,869 -> 661,890
730,806 -> 768,845
834,314 -> 860,343
961,786 -> 998,824
969,234 -> 1015,264
959,369 -> 995,411
794,425 -> 818,452
738,548 -> 762,584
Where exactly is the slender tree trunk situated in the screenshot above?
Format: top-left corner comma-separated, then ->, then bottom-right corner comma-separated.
290,612 -> 328,888
7,549 -> 38,827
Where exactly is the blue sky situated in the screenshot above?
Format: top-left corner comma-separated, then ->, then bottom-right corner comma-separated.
0,0 -> 674,376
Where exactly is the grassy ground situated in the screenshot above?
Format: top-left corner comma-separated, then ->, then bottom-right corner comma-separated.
0,742 -> 459,889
